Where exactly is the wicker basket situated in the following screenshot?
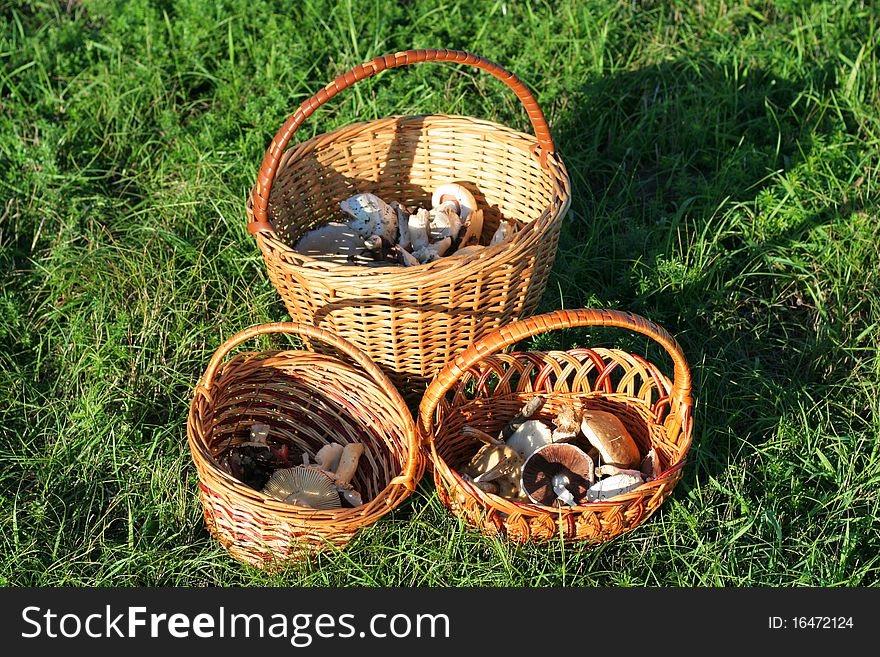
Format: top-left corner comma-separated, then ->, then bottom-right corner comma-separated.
418,309 -> 694,544
246,49 -> 571,392
187,322 -> 424,569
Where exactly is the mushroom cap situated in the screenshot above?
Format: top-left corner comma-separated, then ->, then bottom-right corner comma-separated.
431,183 -> 478,221
580,410 -> 641,469
586,472 -> 644,502
339,193 -> 398,241
293,222 -> 365,263
520,443 -> 595,506
554,404 -> 581,435
505,419 -> 554,460
262,466 -> 342,510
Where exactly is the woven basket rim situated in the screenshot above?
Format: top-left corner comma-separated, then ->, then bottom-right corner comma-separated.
427,389 -> 690,516
248,113 -> 570,279
187,332 -> 424,525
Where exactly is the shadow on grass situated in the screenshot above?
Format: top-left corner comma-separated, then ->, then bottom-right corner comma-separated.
534,56 -> 865,509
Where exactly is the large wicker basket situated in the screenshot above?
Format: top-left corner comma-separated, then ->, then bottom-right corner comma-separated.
246,49 -> 570,392
419,309 -> 694,544
187,322 -> 423,569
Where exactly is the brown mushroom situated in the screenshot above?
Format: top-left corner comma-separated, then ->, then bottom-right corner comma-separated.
520,443 -> 595,507
552,404 -> 581,442
580,410 -> 641,469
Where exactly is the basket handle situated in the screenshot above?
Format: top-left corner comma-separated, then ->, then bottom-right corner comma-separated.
249,48 -> 557,235
197,322 -> 421,490
418,308 -> 693,436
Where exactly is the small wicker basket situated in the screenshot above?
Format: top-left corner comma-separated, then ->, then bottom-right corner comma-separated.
247,49 -> 570,391
187,322 -> 424,569
418,309 -> 694,544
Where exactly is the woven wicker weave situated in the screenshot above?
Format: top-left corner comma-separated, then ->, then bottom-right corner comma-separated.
419,309 -> 693,544
247,49 -> 570,392
187,322 -> 424,569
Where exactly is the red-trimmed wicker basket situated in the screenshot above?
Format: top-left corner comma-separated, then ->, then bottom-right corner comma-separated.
187,322 -> 424,569
419,309 -> 694,544
246,48 -> 570,392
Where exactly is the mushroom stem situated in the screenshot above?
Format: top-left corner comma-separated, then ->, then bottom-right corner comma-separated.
502,395 -> 545,440
461,426 -> 503,445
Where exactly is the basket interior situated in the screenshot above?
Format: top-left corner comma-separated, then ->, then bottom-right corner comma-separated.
430,347 -> 689,498
267,114 -> 564,249
198,351 -> 411,503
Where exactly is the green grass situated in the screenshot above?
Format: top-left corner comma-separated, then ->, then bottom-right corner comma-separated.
1,0 -> 878,586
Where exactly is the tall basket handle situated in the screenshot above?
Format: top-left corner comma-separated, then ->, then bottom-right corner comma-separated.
249,48 -> 557,235
197,322 -> 420,491
419,308 -> 693,436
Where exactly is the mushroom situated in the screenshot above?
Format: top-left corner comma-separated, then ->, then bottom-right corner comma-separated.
293,222 -> 366,263
412,236 -> 452,264
389,201 -> 412,251
428,201 -> 463,243
595,464 -> 644,478
250,423 -> 270,444
339,193 -> 398,242
552,474 -> 577,506
332,442 -> 364,488
262,466 -> 342,509
489,219 -> 517,246
458,209 -> 484,249
520,443 -> 595,506
362,234 -> 395,262
464,443 -> 523,485
314,443 -> 344,473
586,472 -> 644,502
391,245 -> 420,267
407,208 -> 431,251
551,404 -> 581,443
505,419 -> 554,461
431,183 -> 478,222
640,448 -> 660,481
580,410 -> 641,469
338,487 -> 363,507
461,425 -> 503,446
501,395 -> 546,440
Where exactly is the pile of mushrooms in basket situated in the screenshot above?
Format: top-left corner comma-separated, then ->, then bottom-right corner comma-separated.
459,397 -> 659,506
218,423 -> 366,510
293,184 -> 515,266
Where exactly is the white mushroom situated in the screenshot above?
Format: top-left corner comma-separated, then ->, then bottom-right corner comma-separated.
293,222 -> 366,263
552,473 -> 577,506
407,207 -> 431,251
505,419 -> 554,460
332,442 -> 364,487
431,183 -> 478,222
262,466 -> 342,509
315,443 -> 344,473
412,236 -> 452,264
428,201 -> 463,242
595,464 -> 644,478
640,448 -> 660,481
580,410 -> 641,469
392,245 -> 420,267
586,472 -> 644,502
489,219 -> 517,246
339,193 -> 398,242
